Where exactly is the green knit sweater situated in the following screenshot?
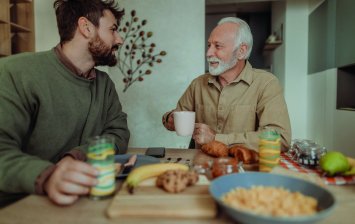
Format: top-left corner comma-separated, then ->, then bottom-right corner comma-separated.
0,49 -> 130,206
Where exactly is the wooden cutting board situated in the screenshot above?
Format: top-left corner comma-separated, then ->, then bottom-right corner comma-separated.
106,176 -> 217,219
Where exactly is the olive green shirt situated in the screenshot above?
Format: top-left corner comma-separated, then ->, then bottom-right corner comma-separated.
175,62 -> 291,150
0,49 -> 130,207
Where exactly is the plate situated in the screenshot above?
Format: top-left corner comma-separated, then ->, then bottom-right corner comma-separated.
115,154 -> 160,178
209,172 -> 336,224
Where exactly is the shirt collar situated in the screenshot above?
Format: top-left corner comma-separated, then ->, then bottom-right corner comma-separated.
207,61 -> 253,86
54,44 -> 96,80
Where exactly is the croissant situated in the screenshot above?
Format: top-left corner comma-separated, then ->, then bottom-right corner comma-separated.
229,145 -> 259,164
201,140 -> 229,157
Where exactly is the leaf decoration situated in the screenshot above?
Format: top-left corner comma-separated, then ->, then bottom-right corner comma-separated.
117,10 -> 167,92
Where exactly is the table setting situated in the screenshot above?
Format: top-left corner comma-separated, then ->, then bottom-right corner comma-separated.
0,140 -> 355,224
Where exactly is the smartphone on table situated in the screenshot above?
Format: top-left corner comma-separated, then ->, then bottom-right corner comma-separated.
145,147 -> 166,158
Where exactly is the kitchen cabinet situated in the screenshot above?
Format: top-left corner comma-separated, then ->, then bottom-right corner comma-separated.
335,0 -> 355,68
0,0 -> 34,57
337,64 -> 355,111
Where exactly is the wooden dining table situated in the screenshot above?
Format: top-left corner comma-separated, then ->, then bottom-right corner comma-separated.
0,148 -> 354,224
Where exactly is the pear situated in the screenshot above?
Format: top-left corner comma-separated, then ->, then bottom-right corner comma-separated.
320,151 -> 350,176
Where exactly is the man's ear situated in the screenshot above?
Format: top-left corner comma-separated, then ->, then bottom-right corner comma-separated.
237,43 -> 248,60
78,17 -> 93,38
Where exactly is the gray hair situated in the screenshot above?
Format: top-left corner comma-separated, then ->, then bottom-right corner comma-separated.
218,17 -> 253,59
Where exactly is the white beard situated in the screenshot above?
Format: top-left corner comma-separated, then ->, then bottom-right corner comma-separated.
207,52 -> 238,76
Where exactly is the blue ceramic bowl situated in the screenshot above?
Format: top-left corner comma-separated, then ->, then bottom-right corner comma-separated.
209,172 -> 335,224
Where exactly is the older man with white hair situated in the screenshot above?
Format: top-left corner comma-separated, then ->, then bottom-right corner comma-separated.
162,17 -> 291,152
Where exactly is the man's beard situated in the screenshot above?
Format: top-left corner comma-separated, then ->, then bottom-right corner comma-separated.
88,35 -> 119,67
207,50 -> 238,76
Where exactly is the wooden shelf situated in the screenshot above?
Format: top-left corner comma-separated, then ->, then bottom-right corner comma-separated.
11,0 -> 32,3
10,22 -> 31,32
263,41 -> 282,51
0,0 -> 34,57
0,53 -> 10,57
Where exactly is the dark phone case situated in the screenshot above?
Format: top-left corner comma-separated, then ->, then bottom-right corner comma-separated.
145,147 -> 165,158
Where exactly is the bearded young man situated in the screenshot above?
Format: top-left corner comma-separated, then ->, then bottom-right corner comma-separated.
162,17 -> 291,152
0,0 -> 130,207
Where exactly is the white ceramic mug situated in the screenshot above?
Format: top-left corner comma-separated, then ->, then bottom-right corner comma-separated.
173,111 -> 195,136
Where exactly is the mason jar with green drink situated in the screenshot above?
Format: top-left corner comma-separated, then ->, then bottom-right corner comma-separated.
258,128 -> 281,172
87,135 -> 116,199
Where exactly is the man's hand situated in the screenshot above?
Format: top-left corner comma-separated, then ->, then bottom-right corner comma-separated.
44,156 -> 98,205
193,123 -> 216,145
162,110 -> 175,131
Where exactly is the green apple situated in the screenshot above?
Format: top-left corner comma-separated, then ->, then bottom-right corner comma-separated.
320,151 -> 350,176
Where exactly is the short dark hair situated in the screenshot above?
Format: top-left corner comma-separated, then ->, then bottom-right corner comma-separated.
53,0 -> 124,43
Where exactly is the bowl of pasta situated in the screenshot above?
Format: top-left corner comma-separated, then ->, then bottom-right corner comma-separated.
209,172 -> 335,224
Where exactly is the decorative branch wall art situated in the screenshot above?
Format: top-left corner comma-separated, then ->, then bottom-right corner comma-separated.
117,10 -> 167,92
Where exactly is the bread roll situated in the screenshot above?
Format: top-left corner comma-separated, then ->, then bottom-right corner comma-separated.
201,140 -> 229,157
229,145 -> 259,164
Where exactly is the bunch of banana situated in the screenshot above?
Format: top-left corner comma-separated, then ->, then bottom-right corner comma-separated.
347,156 -> 355,166
344,156 -> 355,176
125,163 -> 189,193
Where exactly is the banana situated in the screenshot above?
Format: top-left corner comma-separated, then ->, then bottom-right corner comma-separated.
347,156 -> 355,167
125,163 -> 189,193
343,166 -> 355,176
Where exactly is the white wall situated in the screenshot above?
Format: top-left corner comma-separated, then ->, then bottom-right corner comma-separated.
307,69 -> 334,149
308,67 -> 355,157
34,0 -> 58,51
110,0 -> 205,148
333,110 -> 355,157
306,0 -> 355,157
271,0 -> 310,141
271,1 -> 286,86
283,0 -> 309,140
287,0 -> 355,157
